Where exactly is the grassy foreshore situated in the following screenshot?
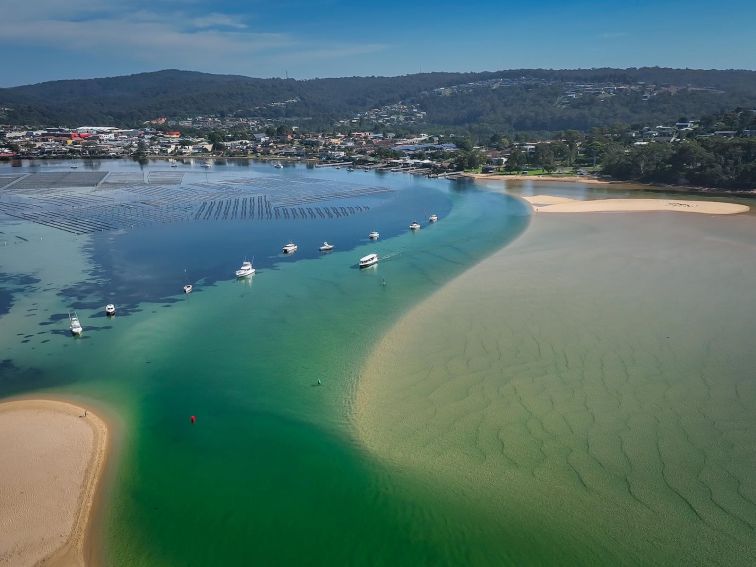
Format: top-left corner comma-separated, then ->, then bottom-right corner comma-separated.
0,399 -> 109,567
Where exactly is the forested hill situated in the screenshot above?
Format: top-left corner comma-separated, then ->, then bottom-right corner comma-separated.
2,68 -> 756,134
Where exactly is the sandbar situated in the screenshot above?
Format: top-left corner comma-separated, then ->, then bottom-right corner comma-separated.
0,399 -> 108,567
520,194 -> 750,214
354,211 -> 756,564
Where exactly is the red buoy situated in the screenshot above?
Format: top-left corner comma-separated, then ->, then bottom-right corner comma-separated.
190,415 -> 196,424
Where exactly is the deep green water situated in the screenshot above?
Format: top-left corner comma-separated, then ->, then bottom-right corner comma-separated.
0,160 -> 530,565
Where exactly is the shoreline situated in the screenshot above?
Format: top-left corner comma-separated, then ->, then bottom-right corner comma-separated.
0,398 -> 109,567
467,172 -> 621,186
467,172 -> 756,196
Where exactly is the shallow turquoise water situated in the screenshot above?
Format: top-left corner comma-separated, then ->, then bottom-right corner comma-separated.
0,160 -> 530,564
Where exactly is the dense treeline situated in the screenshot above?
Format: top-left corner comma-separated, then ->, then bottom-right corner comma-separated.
597,108 -> 756,189
2,68 -> 755,134
601,138 -> 755,189
0,70 -> 483,126
420,86 -> 755,137
484,108 -> 756,190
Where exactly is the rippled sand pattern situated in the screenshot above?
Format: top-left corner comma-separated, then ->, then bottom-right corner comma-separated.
355,213 -> 756,565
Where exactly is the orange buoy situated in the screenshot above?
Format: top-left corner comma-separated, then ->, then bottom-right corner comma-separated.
190,415 -> 196,424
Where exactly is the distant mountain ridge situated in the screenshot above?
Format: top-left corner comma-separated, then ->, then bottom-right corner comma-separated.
2,68 -> 756,134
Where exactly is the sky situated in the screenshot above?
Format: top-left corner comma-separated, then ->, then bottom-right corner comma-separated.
1,0 -> 754,87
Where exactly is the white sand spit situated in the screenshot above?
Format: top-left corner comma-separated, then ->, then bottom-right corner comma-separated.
0,399 -> 108,567
521,195 -> 749,214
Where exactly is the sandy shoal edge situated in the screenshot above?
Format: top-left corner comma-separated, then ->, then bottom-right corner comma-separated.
518,195 -> 750,214
467,173 -> 622,185
0,398 -> 109,567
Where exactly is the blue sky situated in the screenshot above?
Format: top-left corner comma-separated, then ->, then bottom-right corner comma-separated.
1,0 -> 754,86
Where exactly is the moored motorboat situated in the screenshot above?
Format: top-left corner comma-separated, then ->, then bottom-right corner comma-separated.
368,231 -> 379,240
69,312 -> 83,335
105,304 -> 116,316
201,162 -> 212,168
429,214 -> 438,223
409,221 -> 421,230
183,284 -> 193,294
282,242 -> 298,254
235,260 -> 255,277
359,253 -> 379,268
319,242 -> 334,252
274,162 -> 284,169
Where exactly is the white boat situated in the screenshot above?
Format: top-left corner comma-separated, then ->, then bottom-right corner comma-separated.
368,231 -> 380,240
319,242 -> 334,252
69,312 -> 83,335
183,284 -> 193,294
235,260 -> 255,277
201,162 -> 212,168
359,253 -> 379,268
274,162 -> 284,169
429,214 -> 438,223
105,304 -> 116,316
282,242 -> 298,254
409,221 -> 421,230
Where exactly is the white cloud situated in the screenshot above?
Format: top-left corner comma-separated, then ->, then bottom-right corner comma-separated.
0,0 -> 388,78
192,13 -> 248,30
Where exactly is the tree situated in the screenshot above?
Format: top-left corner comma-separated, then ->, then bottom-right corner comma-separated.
454,149 -> 484,171
207,131 -> 224,144
134,139 -> 148,158
534,144 -> 556,172
455,137 -> 473,152
562,130 -> 582,165
505,148 -> 525,171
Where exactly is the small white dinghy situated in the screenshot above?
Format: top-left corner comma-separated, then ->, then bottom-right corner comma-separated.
105,304 -> 116,316
359,253 -> 379,268
69,312 -> 83,336
319,242 -> 334,252
183,284 -> 193,294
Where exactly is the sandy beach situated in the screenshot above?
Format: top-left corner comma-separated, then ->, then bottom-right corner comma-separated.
0,399 -> 108,567
520,194 -> 750,214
